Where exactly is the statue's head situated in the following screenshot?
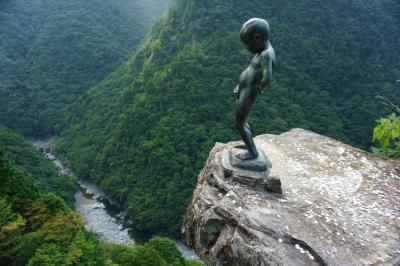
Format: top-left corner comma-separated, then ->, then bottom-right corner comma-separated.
240,18 -> 270,54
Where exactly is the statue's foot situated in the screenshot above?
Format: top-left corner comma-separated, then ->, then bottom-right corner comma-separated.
234,144 -> 248,150
235,150 -> 258,160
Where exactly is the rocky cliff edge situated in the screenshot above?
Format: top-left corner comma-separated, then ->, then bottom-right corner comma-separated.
182,129 -> 400,265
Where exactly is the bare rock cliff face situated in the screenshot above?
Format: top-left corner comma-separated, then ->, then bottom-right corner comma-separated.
182,129 -> 400,266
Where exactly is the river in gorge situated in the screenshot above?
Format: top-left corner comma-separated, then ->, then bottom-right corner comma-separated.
32,140 -> 199,260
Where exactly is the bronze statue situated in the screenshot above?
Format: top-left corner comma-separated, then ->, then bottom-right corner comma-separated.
234,18 -> 276,160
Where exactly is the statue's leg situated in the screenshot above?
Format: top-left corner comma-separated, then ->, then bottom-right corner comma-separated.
235,90 -> 258,160
245,122 -> 251,132
234,123 -> 252,150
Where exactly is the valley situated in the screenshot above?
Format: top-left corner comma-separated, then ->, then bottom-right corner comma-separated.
0,0 -> 399,264
32,139 -> 199,260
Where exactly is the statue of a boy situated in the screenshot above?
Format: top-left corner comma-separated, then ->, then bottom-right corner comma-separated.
234,18 -> 276,160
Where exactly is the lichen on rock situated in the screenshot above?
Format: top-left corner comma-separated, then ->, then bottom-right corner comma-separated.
182,129 -> 400,266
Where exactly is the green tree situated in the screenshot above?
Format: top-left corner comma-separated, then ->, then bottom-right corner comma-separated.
27,244 -> 65,266
145,237 -> 185,266
372,96 -> 400,159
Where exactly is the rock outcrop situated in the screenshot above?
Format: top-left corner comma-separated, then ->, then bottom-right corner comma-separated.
182,129 -> 400,265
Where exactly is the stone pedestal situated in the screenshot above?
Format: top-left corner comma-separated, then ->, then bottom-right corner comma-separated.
221,146 -> 281,193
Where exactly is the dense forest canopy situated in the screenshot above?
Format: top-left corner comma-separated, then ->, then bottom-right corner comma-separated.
0,124 -> 77,205
57,0 -> 400,237
0,144 -> 103,265
0,143 -> 201,265
0,0 -> 170,137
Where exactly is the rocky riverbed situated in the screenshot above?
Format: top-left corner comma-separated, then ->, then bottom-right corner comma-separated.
74,182 -> 134,246
32,139 -> 199,260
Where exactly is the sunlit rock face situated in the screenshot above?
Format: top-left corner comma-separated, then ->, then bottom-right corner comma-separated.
182,129 -> 400,266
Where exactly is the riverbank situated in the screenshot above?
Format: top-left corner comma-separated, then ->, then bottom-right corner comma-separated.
31,139 -> 199,260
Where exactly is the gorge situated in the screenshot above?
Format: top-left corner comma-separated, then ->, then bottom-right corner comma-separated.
0,0 -> 399,264
32,139 -> 199,260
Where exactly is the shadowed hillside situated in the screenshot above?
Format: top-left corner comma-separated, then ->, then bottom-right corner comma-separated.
0,0 -> 170,137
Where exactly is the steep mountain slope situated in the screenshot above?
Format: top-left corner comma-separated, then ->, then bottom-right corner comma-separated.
0,146 -> 200,266
59,0 -> 400,236
0,146 -> 106,265
0,0 -> 170,137
0,124 -> 77,205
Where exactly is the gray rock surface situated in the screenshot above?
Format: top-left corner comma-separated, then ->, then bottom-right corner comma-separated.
182,129 -> 400,266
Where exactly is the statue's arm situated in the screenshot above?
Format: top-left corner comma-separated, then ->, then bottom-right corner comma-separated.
259,53 -> 273,93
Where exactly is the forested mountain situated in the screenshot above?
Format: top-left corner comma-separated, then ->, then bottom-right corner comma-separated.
0,148 -> 104,265
0,124 -> 77,205
0,0 -> 170,137
0,145 -> 201,265
58,0 -> 400,236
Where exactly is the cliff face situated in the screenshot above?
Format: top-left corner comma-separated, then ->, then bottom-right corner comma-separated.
182,129 -> 400,266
